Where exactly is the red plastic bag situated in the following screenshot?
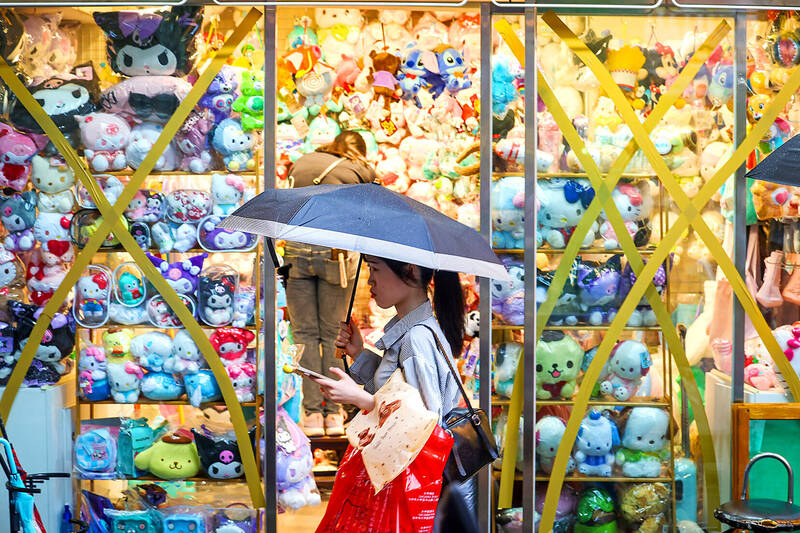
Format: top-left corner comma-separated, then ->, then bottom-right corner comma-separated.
316,425 -> 453,533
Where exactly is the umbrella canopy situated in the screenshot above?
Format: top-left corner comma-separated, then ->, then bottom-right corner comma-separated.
746,134 -> 800,186
219,183 -> 510,281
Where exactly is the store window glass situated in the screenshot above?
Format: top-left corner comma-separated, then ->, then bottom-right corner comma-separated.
522,13 -> 733,532
274,7 -> 482,529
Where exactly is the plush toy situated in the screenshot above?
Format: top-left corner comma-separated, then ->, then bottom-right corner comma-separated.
615,407 -> 670,477
707,62 -> 734,109
12,304 -> 75,377
106,361 -> 142,403
0,192 -> 37,252
296,65 -> 333,117
227,362 -> 256,402
99,76 -> 191,124
492,54 -> 519,116
744,362 -> 780,390
75,270 -> 111,326
492,176 -> 525,249
130,331 -> 173,372
398,135 -> 434,181
372,102 -> 406,145
375,147 -> 409,192
233,287 -> 256,328
209,326 -> 255,366
184,369 -> 222,407
577,257 -> 622,325
362,12 -> 412,57
140,371 -> 183,401
449,13 -> 481,67
491,259 -> 524,325
607,45 -> 646,107
175,112 -> 213,173
198,65 -> 238,124
133,432 -> 200,480
277,444 -> 320,510
93,7 -> 202,77
492,342 -> 522,398
397,44 -> 430,108
192,428 -> 251,479
0,123 -> 44,192
620,258 -> 670,327
574,488 -> 617,533
598,183 -> 652,250
751,180 -> 790,220
617,482 -> 670,532
198,216 -> 254,252
126,121 -> 178,171
535,416 -> 575,474
424,45 -> 471,99
211,117 -> 256,172
535,330 -> 583,399
75,112 -> 130,172
0,245 -> 25,321
411,13 -> 449,52
164,329 -> 202,375
166,189 -> 213,224
303,115 -> 340,153
25,248 -> 67,306
314,8 -> 363,67
366,50 -> 401,107
102,327 -> 133,361
598,340 -> 652,401
116,270 -> 145,306
78,344 -> 108,401
104,510 -> 162,533
33,213 -> 73,265
125,189 -> 166,223
211,173 -> 245,216
198,275 -> 236,326
538,179 -> 597,249
30,155 -> 75,213
232,70 -> 265,131
536,264 -> 581,326
574,410 -> 620,477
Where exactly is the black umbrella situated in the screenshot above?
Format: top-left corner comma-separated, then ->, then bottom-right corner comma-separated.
746,134 -> 800,186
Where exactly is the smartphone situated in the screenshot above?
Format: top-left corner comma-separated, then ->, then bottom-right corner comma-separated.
283,364 -> 326,380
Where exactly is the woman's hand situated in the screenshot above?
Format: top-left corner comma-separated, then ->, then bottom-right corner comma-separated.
312,368 -> 375,412
336,316 -> 364,358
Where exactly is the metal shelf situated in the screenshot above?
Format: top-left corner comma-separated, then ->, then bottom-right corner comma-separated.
76,324 -> 258,331
79,475 -> 249,483
100,170 -> 259,177
537,247 -> 657,255
542,325 -> 662,331
78,399 -> 258,407
87,247 -> 259,255
492,324 -> 524,331
536,173 -> 656,180
537,397 -> 672,408
535,476 -> 672,483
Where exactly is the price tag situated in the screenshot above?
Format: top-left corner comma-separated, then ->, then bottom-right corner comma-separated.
291,115 -> 309,138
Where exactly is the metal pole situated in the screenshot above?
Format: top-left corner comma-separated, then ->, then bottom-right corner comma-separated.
732,12 -> 746,405
263,6 -> 278,533
478,3 -> 493,531
523,7 -> 537,532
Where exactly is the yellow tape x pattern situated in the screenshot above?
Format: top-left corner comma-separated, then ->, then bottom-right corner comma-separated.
494,18 -> 728,522
0,8 -> 265,508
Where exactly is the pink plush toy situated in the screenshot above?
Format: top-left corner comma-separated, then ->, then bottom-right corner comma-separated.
76,112 -> 131,172
176,113 -> 213,173
598,340 -> 652,401
373,102 -> 406,145
334,57 -> 361,94
375,147 -> 409,193
0,122 -> 44,192
411,13 -> 449,51
227,362 -> 256,403
448,13 -> 481,68
20,16 -> 55,81
398,135 -> 434,181
744,363 -> 780,391
405,181 -> 437,210
538,112 -> 562,173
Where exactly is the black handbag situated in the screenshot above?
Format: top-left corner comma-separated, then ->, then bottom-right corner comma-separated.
420,325 -> 499,483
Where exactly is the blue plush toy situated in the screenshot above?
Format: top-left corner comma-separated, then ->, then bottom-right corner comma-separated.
492,55 -> 519,116
421,45 -> 471,100
491,258 -> 524,325
211,118 -> 256,172
303,115 -> 341,154
538,178 -> 597,249
491,176 -> 525,250
577,256 -> 623,325
184,369 -> 222,407
164,513 -> 206,533
141,372 -> 184,401
397,44 -> 430,108
536,263 -> 581,326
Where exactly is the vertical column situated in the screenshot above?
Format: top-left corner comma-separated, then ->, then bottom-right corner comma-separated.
523,7 -> 537,532
478,3 -> 493,529
263,6 -> 278,533
732,12 -> 746,406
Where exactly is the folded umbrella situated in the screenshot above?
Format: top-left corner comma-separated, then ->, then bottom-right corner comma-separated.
219,183 -> 510,281
746,134 -> 800,186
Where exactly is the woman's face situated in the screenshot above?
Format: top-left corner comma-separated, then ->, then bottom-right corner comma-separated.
365,256 -> 414,309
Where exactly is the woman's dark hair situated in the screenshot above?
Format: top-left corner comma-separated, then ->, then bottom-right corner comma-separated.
317,130 -> 369,167
383,258 -> 466,357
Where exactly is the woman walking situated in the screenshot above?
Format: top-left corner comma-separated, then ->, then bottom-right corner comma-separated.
284,131 -> 377,437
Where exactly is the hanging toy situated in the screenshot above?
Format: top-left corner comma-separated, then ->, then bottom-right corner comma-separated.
232,70 -> 265,132
607,45 -> 646,109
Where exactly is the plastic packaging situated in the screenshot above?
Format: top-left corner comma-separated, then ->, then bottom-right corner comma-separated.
198,265 -> 238,327
197,215 -> 257,252
73,265 -> 113,328
74,422 -> 118,480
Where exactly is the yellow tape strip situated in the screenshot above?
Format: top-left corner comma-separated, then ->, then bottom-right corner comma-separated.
493,17 -> 729,509
0,8 -> 265,508
538,12 -> 800,530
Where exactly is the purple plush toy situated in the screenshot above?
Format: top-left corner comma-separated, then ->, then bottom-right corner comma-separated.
491,257 -> 524,326
176,111 -> 213,173
577,256 -> 622,325
146,252 -> 207,296
199,66 -> 238,124
619,255 -> 672,327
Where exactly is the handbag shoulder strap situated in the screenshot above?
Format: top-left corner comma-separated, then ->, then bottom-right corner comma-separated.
312,157 -> 345,185
417,323 -> 475,416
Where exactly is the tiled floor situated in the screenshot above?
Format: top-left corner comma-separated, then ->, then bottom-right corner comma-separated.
276,495 -> 328,531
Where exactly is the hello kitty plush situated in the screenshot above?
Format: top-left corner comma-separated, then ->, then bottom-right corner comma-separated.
78,344 -> 108,401
33,213 -> 73,265
598,183 -> 651,250
165,329 -> 202,374
314,8 -> 363,66
106,361 -> 142,403
76,112 -> 130,172
75,271 -> 110,322
574,410 -> 620,477
0,122 -> 43,192
615,407 -> 670,478
0,192 -> 37,252
598,340 -> 652,401
211,174 -> 245,216
492,176 -> 525,249
30,155 -> 74,213
535,416 -> 575,474
176,112 -> 213,173
211,118 -> 256,172
227,362 -> 256,402
126,122 -> 178,171
209,327 -> 255,366
538,178 -> 597,249
26,248 -> 67,306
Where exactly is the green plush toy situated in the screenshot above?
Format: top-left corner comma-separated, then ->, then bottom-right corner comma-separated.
535,330 -> 584,400
134,433 -> 201,480
232,71 -> 265,132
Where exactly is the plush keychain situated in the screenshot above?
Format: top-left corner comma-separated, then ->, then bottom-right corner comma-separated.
397,43 -> 430,108
198,274 -> 236,327
74,268 -> 112,328
78,344 -> 108,401
33,212 -> 73,264
106,361 -> 143,403
227,362 -> 257,402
